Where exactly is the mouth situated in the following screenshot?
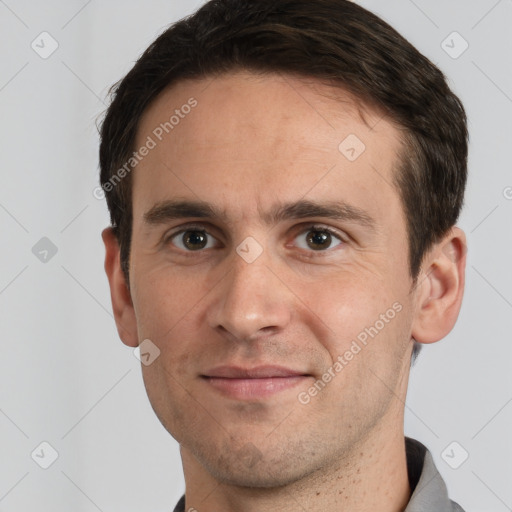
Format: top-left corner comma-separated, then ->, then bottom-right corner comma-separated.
201,365 -> 312,400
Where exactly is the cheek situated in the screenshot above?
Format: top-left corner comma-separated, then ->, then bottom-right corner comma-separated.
134,273 -> 208,429
305,272 -> 407,357
131,267 -> 209,345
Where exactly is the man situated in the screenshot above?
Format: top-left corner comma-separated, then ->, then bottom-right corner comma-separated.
99,1 -> 468,510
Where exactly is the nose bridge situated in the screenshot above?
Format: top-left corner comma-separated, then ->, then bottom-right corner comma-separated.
208,248 -> 291,340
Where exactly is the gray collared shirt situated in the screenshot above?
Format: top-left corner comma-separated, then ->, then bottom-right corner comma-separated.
173,437 -> 465,512
405,437 -> 465,511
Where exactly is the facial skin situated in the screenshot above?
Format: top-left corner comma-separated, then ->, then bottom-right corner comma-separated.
103,72 -> 466,512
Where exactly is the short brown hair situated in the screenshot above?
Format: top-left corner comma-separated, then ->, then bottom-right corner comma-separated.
99,0 -> 468,359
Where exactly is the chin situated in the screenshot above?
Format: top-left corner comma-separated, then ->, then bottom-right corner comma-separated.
208,459 -> 302,489
190,438 -> 320,489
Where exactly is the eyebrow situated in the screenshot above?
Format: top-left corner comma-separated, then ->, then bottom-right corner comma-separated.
143,199 -> 376,230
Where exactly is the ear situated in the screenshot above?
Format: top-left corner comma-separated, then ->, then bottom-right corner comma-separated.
102,227 -> 139,347
411,227 -> 467,344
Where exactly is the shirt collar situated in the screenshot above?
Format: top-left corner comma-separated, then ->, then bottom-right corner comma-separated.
404,437 -> 464,511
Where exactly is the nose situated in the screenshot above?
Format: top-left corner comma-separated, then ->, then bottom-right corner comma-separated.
206,252 -> 292,342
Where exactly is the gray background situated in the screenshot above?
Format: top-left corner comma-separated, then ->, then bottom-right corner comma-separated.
0,0 -> 510,510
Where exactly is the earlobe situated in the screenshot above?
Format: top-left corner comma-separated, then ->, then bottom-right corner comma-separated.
102,227 -> 139,347
411,227 -> 467,344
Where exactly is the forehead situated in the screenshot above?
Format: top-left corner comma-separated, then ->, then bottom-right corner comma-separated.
133,71 -> 405,225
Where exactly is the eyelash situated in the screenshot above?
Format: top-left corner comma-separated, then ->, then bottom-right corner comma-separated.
164,223 -> 346,253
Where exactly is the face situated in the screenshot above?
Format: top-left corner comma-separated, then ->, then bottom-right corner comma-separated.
125,72 -> 419,486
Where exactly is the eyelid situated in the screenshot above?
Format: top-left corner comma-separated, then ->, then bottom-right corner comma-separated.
294,223 -> 347,241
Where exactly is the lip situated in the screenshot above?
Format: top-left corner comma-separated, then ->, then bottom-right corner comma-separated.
204,365 -> 307,378
201,365 -> 311,400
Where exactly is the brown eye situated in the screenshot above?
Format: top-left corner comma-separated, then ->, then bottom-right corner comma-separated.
306,230 -> 332,250
170,229 -> 217,251
294,227 -> 343,251
183,231 -> 207,250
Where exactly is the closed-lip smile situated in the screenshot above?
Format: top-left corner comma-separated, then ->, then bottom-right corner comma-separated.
202,365 -> 311,399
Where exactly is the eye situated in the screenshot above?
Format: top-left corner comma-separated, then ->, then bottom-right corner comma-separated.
293,226 -> 343,251
169,229 -> 218,251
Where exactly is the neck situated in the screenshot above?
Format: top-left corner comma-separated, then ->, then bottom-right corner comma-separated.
180,424 -> 411,512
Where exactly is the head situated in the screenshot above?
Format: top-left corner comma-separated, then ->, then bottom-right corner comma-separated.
100,0 -> 467,488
